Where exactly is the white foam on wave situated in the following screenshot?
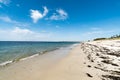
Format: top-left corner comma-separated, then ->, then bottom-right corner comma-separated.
0,60 -> 13,66
20,54 -> 39,61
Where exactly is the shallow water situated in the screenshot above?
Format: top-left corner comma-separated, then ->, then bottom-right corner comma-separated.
0,41 -> 78,65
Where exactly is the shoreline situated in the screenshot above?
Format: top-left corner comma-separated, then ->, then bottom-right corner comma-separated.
0,43 -> 80,80
0,43 -> 78,67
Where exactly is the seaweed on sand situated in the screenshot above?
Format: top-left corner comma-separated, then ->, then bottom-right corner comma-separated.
102,75 -> 120,80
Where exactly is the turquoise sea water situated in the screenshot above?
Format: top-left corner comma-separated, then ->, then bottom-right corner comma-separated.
0,41 -> 78,65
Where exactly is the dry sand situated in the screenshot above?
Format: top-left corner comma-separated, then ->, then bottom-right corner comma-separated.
1,40 -> 120,80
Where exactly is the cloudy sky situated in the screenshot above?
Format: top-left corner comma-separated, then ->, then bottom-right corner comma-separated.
0,0 -> 120,41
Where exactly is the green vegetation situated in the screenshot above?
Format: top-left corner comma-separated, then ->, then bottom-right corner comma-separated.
93,34 -> 120,41
94,38 -> 107,41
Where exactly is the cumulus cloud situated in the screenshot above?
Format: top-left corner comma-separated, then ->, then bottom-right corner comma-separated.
0,27 -> 52,41
49,9 -> 68,20
30,6 -> 48,23
30,10 -> 43,23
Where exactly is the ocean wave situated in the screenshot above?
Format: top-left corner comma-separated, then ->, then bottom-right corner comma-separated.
0,60 -> 13,66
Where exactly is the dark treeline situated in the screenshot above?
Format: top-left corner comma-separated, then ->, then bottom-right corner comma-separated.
93,38 -> 107,41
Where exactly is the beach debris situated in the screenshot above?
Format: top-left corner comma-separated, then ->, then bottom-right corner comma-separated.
87,65 -> 91,68
81,40 -> 120,80
101,60 -> 119,66
102,75 -> 120,80
86,73 -> 93,77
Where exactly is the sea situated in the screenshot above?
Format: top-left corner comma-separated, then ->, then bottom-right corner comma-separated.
0,41 -> 78,66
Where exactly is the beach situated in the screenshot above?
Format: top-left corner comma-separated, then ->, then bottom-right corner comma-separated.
0,0 -> 119,80
0,40 -> 120,80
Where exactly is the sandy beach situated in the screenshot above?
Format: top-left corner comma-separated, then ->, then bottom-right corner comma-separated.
1,0 -> 120,80
1,40 -> 120,80
0,43 -> 99,80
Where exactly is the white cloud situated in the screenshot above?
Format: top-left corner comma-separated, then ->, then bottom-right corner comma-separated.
0,16 -> 12,22
30,6 -> 48,23
0,16 -> 17,23
0,27 -> 52,41
49,9 -> 68,20
30,10 -> 43,23
11,27 -> 33,34
0,0 -> 10,6
43,6 -> 48,17
0,16 -> 31,27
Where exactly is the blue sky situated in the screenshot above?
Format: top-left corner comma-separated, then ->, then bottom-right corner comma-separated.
0,0 -> 120,41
